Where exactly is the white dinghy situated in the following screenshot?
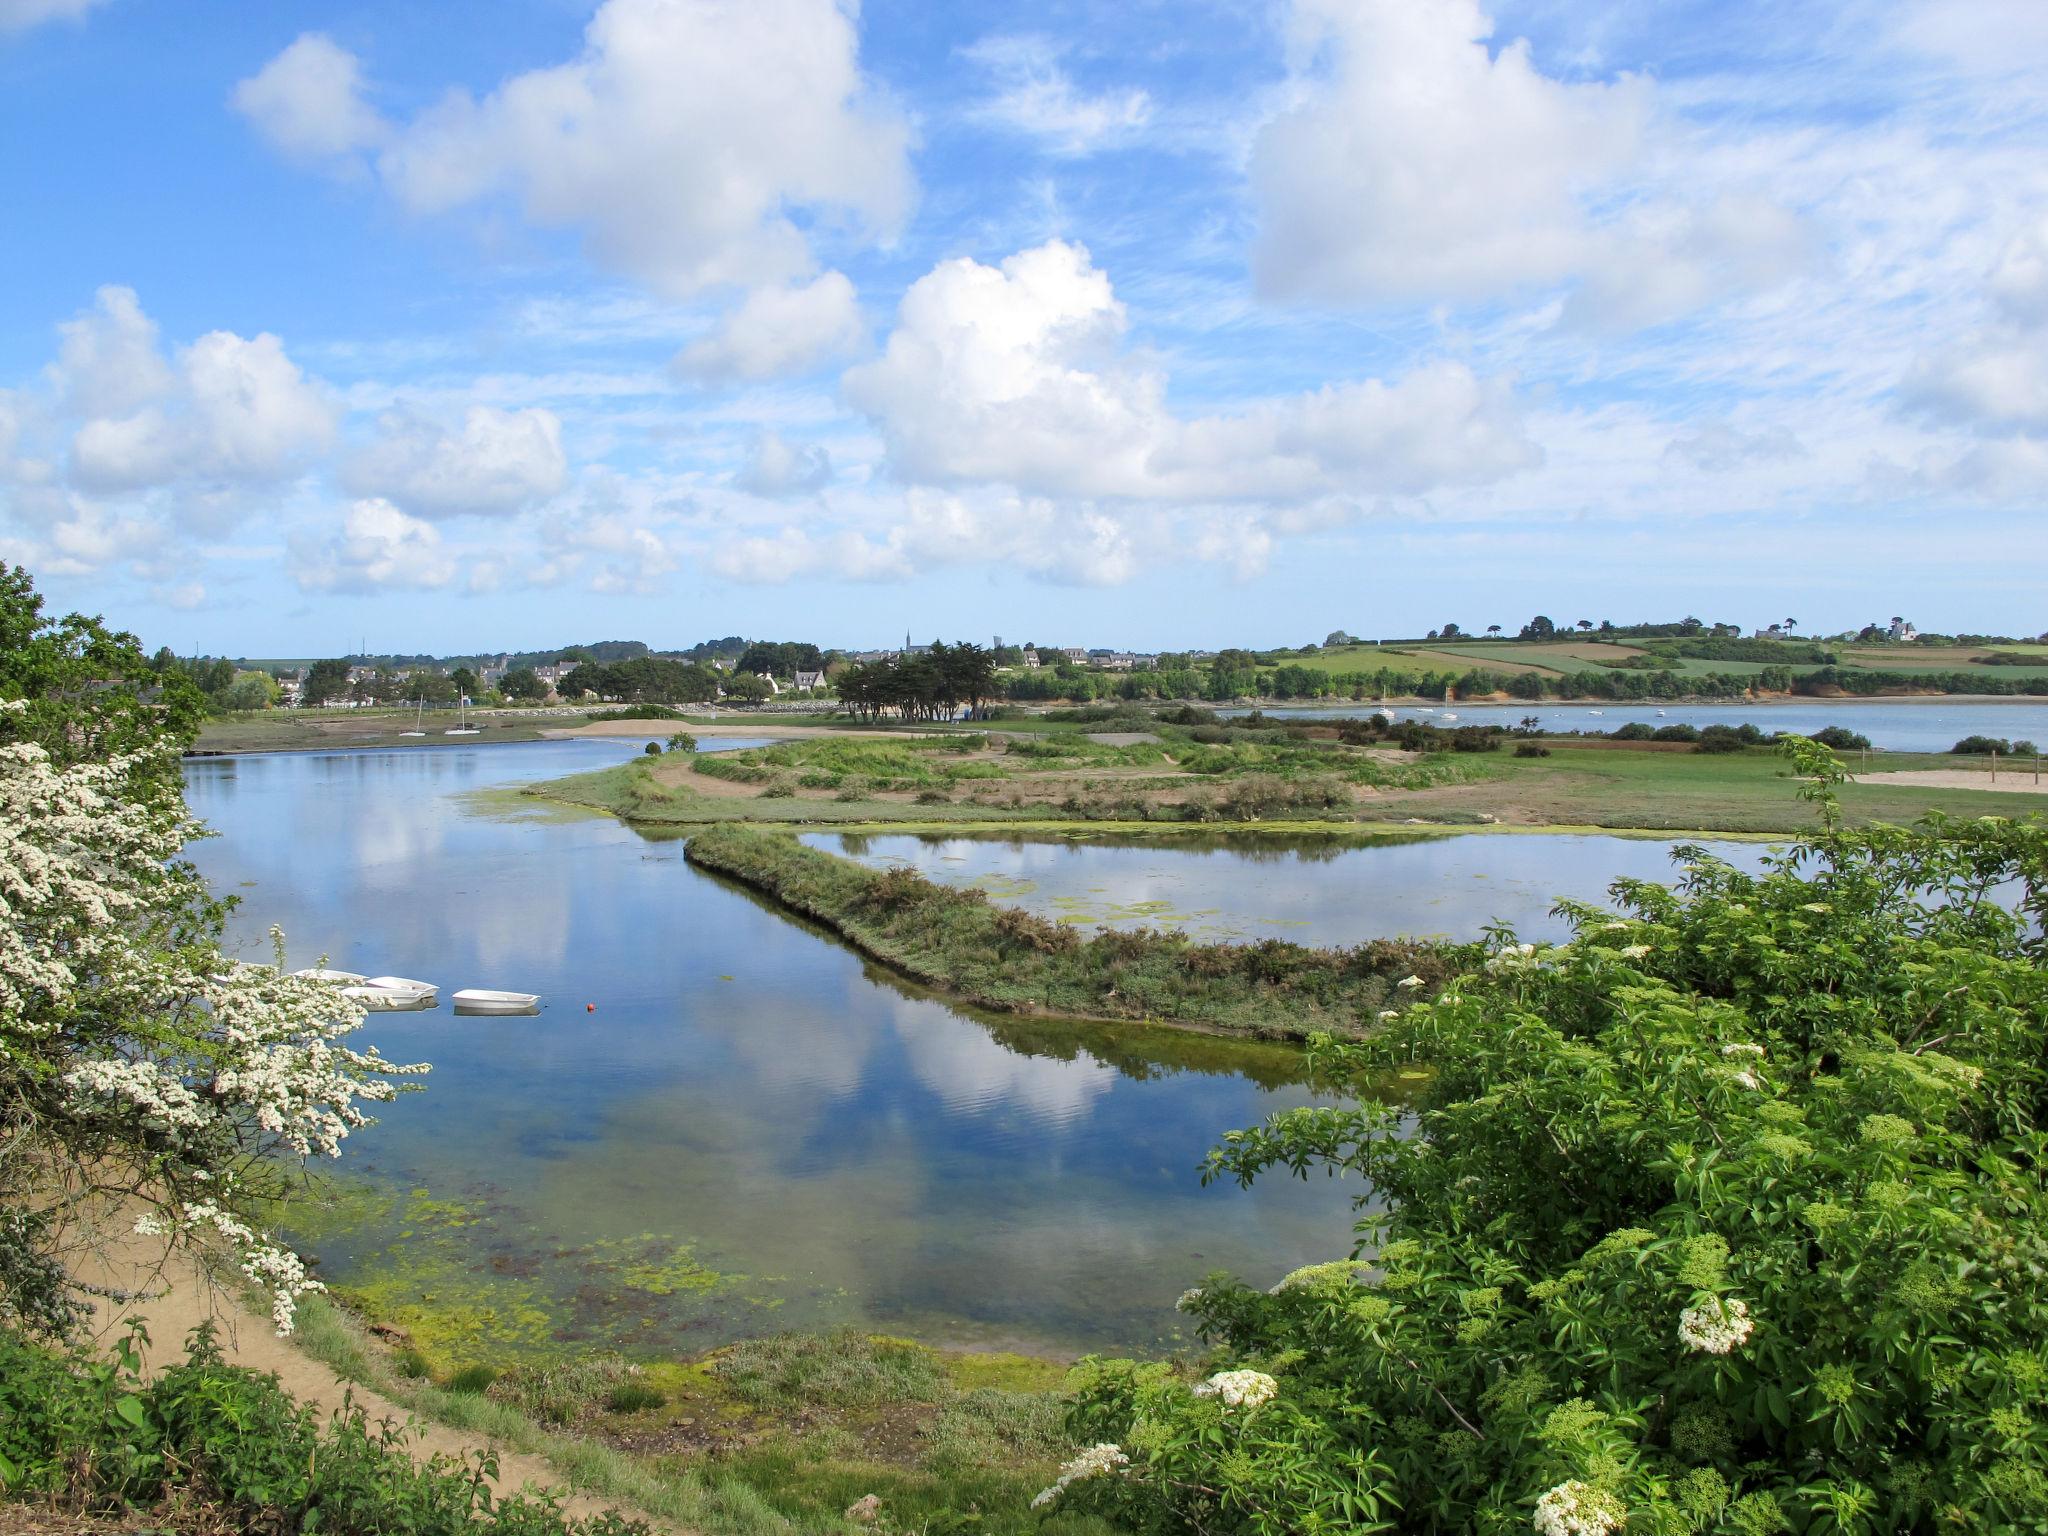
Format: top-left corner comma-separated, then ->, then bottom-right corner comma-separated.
293,967 -> 368,984
451,988 -> 541,1016
365,975 -> 438,1003
342,984 -> 438,1012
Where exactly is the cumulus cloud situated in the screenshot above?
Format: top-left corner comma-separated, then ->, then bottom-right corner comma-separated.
735,432 -> 831,497
291,498 -> 457,592
844,240 -> 1538,503
56,291 -> 334,497
343,405 -> 566,518
241,0 -> 912,300
0,0 -> 107,33
674,273 -> 867,384
230,33 -> 389,164
1252,0 -> 1647,304
963,34 -> 1151,156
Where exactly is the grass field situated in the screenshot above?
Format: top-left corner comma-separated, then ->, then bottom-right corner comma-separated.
527,719 -> 2038,838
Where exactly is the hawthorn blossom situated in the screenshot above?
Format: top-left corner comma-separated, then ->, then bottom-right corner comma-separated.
1397,975 -> 1424,989
1030,1443 -> 1129,1507
1193,1369 -> 1279,1409
1720,1042 -> 1765,1058
1175,1287 -> 1204,1312
1534,1480 -> 1626,1536
1678,1296 -> 1755,1355
3,708 -> 427,1334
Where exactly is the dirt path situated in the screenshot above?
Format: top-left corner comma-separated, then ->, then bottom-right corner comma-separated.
1854,769 -> 2048,794
75,1233 -> 666,1530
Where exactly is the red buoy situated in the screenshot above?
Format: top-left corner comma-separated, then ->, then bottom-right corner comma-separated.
586,1003 -> 596,1013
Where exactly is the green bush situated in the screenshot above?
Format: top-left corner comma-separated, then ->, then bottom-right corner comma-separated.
1951,734 -> 2015,754
0,1322 -> 643,1534
1513,741 -> 1551,758
445,1362 -> 498,1394
1055,743 -> 2048,1533
642,741 -> 661,755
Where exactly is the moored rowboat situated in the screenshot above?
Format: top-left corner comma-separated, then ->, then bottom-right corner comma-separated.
451,988 -> 541,1016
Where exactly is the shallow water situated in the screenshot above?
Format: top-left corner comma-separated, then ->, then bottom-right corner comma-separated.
808,830 -> 1774,946
183,742 -> 1370,1359
1222,700 -> 2048,754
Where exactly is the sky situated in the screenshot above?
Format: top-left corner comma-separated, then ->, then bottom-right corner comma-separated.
1,0 -> 2045,656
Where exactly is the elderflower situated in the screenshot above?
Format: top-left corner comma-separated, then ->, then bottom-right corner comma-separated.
1030,1444 -> 1128,1508
1678,1296 -> 1755,1355
1175,1287 -> 1204,1312
1534,1480 -> 1626,1536
1397,975 -> 1424,989
1192,1369 -> 1279,1409
1721,1042 -> 1765,1058
1618,943 -> 1652,960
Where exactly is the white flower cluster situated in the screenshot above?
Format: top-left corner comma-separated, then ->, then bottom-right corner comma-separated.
1485,942 -> 1542,974
1720,1042 -> 1765,1058
1030,1443 -> 1129,1508
1175,1287 -> 1204,1312
1534,1480 -> 1626,1536
1192,1369 -> 1278,1409
1617,943 -> 1652,960
1678,1296 -> 1754,1355
1396,975 -> 1424,989
3,717 -> 427,1335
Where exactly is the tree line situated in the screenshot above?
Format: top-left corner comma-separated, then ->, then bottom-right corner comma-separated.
835,642 -> 998,721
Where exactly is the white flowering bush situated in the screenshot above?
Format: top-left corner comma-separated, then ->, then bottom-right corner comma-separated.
1,568 -> 426,1335
1061,742 -> 2048,1533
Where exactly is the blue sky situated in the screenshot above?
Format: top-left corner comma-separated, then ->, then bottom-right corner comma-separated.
2,0 -> 2045,655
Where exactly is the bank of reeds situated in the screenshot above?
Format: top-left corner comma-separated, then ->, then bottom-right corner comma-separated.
684,826 -> 1470,1039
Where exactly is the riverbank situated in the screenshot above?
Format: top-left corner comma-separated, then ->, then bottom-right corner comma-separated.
683,824 -> 1465,1039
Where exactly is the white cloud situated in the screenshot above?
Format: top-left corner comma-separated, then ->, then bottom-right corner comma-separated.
67,329 -> 334,495
844,240 -> 1538,503
1663,422 -> 1805,473
1252,0 -> 1647,304
0,0 -> 106,33
1560,194 -> 1812,334
50,285 -> 173,418
291,498 -> 457,592
1907,217 -> 2048,433
736,432 -> 831,497
964,34 -> 1151,156
242,0 -> 912,300
230,33 -> 389,165
343,405 -> 566,518
674,273 -> 867,384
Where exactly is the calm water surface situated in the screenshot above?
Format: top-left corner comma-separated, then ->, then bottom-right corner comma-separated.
183,742 -> 1370,1360
1224,700 -> 2048,753
809,831 -> 1773,946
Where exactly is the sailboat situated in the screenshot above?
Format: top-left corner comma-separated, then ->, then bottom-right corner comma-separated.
399,693 -> 426,737
444,693 -> 480,737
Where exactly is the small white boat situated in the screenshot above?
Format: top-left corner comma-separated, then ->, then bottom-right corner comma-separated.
1441,712 -> 1459,721
342,984 -> 439,1012
452,988 -> 541,1016
293,967 -> 367,984
444,696 -> 480,737
400,696 -> 427,737
1588,710 -> 1604,716
366,975 -> 438,1002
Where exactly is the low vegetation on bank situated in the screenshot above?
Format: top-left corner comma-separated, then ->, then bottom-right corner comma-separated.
684,824 -> 1469,1038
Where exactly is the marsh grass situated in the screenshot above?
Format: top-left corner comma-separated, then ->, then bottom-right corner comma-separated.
284,1297 -> 1107,1536
685,825 -> 1466,1038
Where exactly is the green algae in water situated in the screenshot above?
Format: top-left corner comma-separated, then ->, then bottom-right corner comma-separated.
456,785 -> 612,824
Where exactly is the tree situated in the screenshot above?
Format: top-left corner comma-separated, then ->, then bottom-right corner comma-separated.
1576,619 -> 1593,632
449,666 -> 477,699
0,566 -> 424,1338
1055,746 -> 2048,1533
301,659 -> 351,707
1441,622 -> 1463,637
1486,623 -> 1503,637
500,667 -> 546,701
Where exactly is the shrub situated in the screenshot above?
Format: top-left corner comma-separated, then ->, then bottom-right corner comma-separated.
1694,724 -> 1759,753
643,741 -> 661,755
444,1363 -> 497,1394
0,1322 -> 644,1534
1610,722 -> 1656,741
914,787 -> 953,804
1952,734 -> 2014,754
488,1356 -> 631,1426
1513,741 -> 1551,757
666,731 -> 697,752
1808,725 -> 1871,751
1056,744 -> 2048,1534
1651,723 -> 1700,742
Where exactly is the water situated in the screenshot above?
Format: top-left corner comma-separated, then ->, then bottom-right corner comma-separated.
1221,700 -> 2048,753
809,830 -> 1773,946
182,741 -> 1368,1360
